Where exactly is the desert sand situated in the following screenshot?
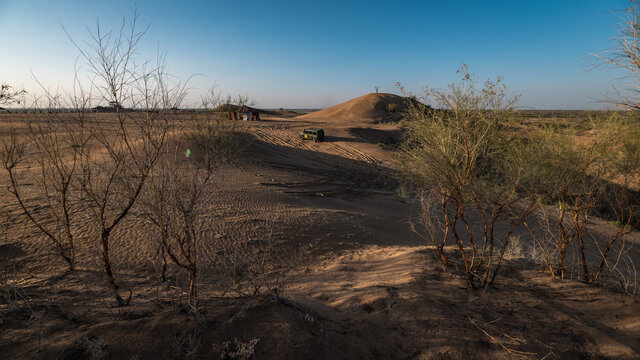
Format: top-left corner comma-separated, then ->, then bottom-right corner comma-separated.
1,93 -> 640,359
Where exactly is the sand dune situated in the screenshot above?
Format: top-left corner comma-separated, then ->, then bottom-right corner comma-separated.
297,93 -> 409,123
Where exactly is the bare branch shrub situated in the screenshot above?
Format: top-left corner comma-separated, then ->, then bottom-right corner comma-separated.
213,338 -> 260,360
216,229 -> 297,297
137,85 -> 256,309
3,9 -> 283,309
141,108 -> 294,305
60,11 -> 183,306
0,211 -> 36,322
594,0 -> 640,109
0,108 -> 87,271
1,10 -> 187,306
143,88 -> 293,303
0,83 -> 26,105
142,132 -> 218,309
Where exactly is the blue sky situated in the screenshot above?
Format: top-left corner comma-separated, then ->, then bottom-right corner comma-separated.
0,0 -> 631,109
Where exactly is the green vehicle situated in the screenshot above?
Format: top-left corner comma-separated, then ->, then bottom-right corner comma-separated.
299,128 -> 325,142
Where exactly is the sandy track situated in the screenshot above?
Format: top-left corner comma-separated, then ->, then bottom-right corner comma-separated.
251,126 -> 381,166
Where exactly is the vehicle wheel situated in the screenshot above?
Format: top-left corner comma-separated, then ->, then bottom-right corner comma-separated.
314,138 -> 318,143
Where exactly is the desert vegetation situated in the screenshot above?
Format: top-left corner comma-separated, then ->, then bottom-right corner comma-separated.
0,84 -> 25,106
392,0 -> 640,295
1,11 -> 290,314
400,72 -> 640,293
399,68 -> 536,288
2,3 -> 640,360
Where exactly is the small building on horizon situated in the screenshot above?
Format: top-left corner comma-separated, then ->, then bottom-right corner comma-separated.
213,104 -> 260,121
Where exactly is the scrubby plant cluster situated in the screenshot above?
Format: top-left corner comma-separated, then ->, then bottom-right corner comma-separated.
399,66 -> 536,288
0,83 -> 25,106
400,67 -> 640,293
0,12 -> 290,310
518,117 -> 640,286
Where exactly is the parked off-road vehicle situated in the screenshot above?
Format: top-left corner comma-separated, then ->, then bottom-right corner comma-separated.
299,128 -> 325,142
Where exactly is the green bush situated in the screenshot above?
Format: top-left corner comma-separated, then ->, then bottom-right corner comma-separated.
398,66 -> 530,288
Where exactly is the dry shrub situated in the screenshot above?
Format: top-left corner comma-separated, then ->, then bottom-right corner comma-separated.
402,64 -> 640,296
216,232 -> 298,297
2,11 -> 291,309
141,109 -> 293,307
0,112 -> 86,272
503,236 -> 524,259
1,10 -> 187,306
175,329 -> 201,359
140,114 -> 233,310
60,12 -> 181,306
400,66 -> 535,288
0,211 -> 36,322
140,93 -> 295,302
0,83 -> 25,105
520,115 -> 640,290
59,335 -> 108,360
213,338 -> 260,360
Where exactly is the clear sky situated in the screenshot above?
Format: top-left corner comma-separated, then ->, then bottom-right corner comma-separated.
0,0 -> 632,109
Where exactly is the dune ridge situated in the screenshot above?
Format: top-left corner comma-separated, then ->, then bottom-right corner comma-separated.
297,93 -> 409,123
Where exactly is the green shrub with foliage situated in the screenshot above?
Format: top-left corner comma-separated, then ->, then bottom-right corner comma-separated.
398,66 -> 535,288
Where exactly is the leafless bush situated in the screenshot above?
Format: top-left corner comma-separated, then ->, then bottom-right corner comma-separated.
0,83 -> 26,105
213,338 -> 260,360
175,329 -> 201,359
503,236 -> 524,259
0,264 -> 35,323
2,9 -> 285,309
139,86 -> 296,305
1,10 -> 189,306
594,0 -> 640,109
142,137 -> 216,310
0,212 -> 36,323
60,335 -> 108,360
0,111 -> 86,271
62,11 -> 184,306
216,231 -> 297,297
138,88 -> 253,309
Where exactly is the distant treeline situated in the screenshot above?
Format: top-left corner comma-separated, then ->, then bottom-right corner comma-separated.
512,109 -> 630,118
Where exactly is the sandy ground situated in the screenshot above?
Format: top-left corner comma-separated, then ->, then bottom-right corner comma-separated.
1,95 -> 640,359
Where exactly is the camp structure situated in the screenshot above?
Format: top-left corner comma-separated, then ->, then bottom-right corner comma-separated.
213,104 -> 260,121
